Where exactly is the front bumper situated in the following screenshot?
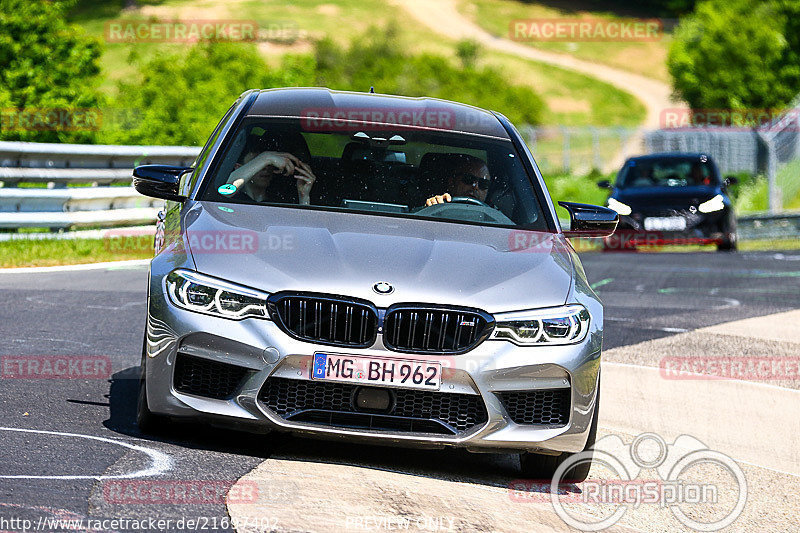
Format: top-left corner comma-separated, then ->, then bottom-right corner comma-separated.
605,209 -> 734,247
144,280 -> 602,455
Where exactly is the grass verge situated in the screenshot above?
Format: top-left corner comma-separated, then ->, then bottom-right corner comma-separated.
0,237 -> 153,268
1,231 -> 797,269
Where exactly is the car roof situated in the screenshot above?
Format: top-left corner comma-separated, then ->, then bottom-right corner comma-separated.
245,87 -> 510,139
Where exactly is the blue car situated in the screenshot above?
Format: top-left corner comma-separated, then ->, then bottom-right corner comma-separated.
599,153 -> 738,251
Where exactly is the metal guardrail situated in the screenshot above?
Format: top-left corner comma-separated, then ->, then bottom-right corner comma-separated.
0,168 -> 136,185
0,141 -> 199,230
1,140 -> 799,239
737,211 -> 800,241
0,141 -> 199,168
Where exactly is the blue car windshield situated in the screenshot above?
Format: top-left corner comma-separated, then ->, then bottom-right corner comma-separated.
619,158 -> 718,188
200,118 -> 548,230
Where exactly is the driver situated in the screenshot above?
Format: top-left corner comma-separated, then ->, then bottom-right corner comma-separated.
424,156 -> 491,206
690,162 -> 711,186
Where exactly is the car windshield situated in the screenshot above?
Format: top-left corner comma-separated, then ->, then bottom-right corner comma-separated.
199,118 -> 548,230
618,158 -> 717,188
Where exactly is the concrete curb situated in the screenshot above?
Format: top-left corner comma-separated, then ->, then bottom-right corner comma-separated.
600,361 -> 800,476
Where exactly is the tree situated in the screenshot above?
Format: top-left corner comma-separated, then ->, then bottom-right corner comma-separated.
456,39 -> 481,70
313,26 -> 544,127
108,25 -> 543,146
668,0 -> 800,114
0,0 -> 104,143
104,42 -> 314,146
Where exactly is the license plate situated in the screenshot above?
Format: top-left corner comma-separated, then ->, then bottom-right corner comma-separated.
311,353 -> 441,390
644,216 -> 687,231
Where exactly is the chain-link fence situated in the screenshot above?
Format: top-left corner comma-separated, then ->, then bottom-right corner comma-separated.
756,104 -> 800,212
523,99 -> 800,213
644,129 -> 763,176
520,126 -> 641,176
643,99 -> 800,213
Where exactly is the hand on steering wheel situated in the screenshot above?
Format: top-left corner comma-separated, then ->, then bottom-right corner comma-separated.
424,193 -> 488,207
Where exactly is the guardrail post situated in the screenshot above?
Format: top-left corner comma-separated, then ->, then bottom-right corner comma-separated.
591,127 -> 601,170
561,126 -> 570,173
766,138 -> 782,213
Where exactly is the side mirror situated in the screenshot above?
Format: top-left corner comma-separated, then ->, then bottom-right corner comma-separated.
133,165 -> 192,202
724,176 -> 738,186
558,201 -> 618,238
597,180 -> 612,189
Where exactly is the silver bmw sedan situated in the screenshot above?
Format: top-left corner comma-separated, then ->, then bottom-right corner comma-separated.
133,87 -> 617,482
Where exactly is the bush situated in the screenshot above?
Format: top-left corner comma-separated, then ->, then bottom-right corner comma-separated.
730,175 -> 768,213
0,0 -> 104,143
314,25 -> 544,127
101,42 -> 310,146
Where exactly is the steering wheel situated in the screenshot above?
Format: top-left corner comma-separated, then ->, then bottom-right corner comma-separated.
447,196 -> 489,207
415,196 -> 513,225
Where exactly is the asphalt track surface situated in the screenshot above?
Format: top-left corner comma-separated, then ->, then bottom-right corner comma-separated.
0,250 -> 799,532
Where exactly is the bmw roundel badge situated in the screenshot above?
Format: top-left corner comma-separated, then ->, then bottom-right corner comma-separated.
373,281 -> 394,294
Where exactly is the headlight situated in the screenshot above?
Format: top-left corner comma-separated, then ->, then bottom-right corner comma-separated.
607,198 -> 632,216
698,194 -> 725,213
165,270 -> 269,320
490,304 -> 590,345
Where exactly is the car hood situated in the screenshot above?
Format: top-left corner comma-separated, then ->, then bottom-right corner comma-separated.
183,202 -> 574,313
615,186 -> 720,209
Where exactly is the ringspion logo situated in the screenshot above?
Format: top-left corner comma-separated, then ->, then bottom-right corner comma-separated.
510,432 -> 747,531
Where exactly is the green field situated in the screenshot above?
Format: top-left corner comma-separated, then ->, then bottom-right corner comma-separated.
457,0 -> 673,82
68,0 -> 645,128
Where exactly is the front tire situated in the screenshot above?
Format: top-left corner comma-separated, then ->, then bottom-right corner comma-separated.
717,233 -> 737,252
520,384 -> 599,483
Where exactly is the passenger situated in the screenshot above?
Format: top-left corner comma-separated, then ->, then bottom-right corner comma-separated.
690,162 -> 711,186
225,133 -> 316,205
424,156 -> 492,206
